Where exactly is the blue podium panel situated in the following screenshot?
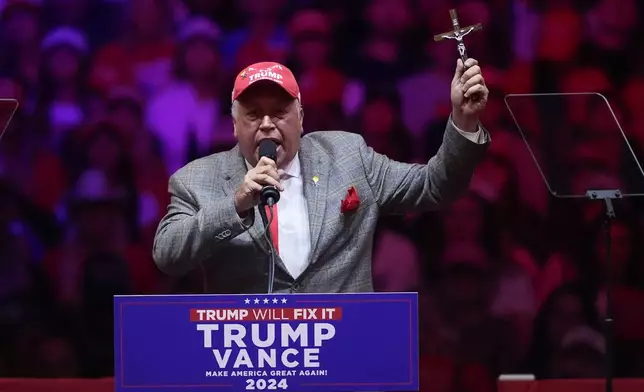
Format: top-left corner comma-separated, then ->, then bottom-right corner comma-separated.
114,292 -> 419,392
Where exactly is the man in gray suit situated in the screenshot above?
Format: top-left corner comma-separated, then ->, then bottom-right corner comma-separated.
153,59 -> 490,294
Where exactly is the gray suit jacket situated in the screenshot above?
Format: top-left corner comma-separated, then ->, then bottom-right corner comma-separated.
153,121 -> 489,294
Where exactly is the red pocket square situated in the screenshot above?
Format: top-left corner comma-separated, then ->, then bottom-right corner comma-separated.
340,186 -> 360,213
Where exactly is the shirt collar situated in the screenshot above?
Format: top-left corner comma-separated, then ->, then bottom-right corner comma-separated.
244,153 -> 301,179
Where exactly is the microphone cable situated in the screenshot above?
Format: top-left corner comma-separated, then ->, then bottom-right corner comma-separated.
261,202 -> 276,294
257,139 -> 280,294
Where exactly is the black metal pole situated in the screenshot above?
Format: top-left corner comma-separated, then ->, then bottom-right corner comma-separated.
603,198 -> 615,392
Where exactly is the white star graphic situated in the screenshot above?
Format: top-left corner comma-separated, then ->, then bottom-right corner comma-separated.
254,298 -> 260,304
281,298 -> 288,304
244,298 -> 250,304
272,298 -> 279,304
263,298 -> 270,304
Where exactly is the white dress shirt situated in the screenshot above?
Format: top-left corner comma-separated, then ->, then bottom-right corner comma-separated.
243,122 -> 483,279
245,154 -> 311,279
271,154 -> 311,279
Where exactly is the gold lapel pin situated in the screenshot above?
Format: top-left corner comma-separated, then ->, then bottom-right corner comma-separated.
312,175 -> 319,186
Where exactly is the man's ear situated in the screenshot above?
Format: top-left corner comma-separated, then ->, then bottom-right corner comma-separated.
233,121 -> 238,138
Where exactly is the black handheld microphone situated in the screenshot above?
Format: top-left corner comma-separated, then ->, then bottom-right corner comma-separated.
258,139 -> 281,206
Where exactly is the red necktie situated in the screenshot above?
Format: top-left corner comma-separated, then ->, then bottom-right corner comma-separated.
264,205 -> 279,255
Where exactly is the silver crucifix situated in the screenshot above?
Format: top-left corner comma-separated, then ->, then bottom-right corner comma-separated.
433,9 -> 483,65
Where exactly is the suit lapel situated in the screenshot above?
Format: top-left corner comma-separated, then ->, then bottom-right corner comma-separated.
299,137 -> 331,264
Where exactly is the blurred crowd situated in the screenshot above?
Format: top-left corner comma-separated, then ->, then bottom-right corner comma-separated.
0,0 -> 644,390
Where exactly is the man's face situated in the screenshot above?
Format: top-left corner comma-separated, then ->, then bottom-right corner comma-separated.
588,0 -> 636,51
4,9 -> 39,44
366,0 -> 411,37
48,47 -> 81,81
132,0 -> 165,36
233,82 -> 303,168
184,39 -> 219,78
443,195 -> 483,243
294,36 -> 329,69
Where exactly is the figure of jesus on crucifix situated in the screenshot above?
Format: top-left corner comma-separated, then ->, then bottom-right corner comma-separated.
434,8 -> 485,102
434,9 -> 483,65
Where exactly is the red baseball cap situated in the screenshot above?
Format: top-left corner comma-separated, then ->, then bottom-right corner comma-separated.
232,61 -> 301,102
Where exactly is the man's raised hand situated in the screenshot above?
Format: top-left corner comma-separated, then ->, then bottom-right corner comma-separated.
450,58 -> 489,132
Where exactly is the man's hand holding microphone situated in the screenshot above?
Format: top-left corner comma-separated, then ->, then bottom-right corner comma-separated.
235,140 -> 283,217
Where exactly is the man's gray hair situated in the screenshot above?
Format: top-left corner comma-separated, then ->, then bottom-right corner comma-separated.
231,99 -> 302,120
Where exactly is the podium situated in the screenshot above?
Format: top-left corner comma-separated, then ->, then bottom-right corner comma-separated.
114,292 -> 419,392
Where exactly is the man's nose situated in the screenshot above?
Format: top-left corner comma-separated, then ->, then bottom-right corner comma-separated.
259,115 -> 275,131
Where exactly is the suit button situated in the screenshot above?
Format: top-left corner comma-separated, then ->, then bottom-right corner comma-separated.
291,282 -> 302,292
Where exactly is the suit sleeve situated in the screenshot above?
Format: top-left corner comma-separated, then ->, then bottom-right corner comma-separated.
152,173 -> 253,276
360,116 -> 490,213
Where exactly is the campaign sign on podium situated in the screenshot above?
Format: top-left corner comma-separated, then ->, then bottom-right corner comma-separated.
114,292 -> 419,392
